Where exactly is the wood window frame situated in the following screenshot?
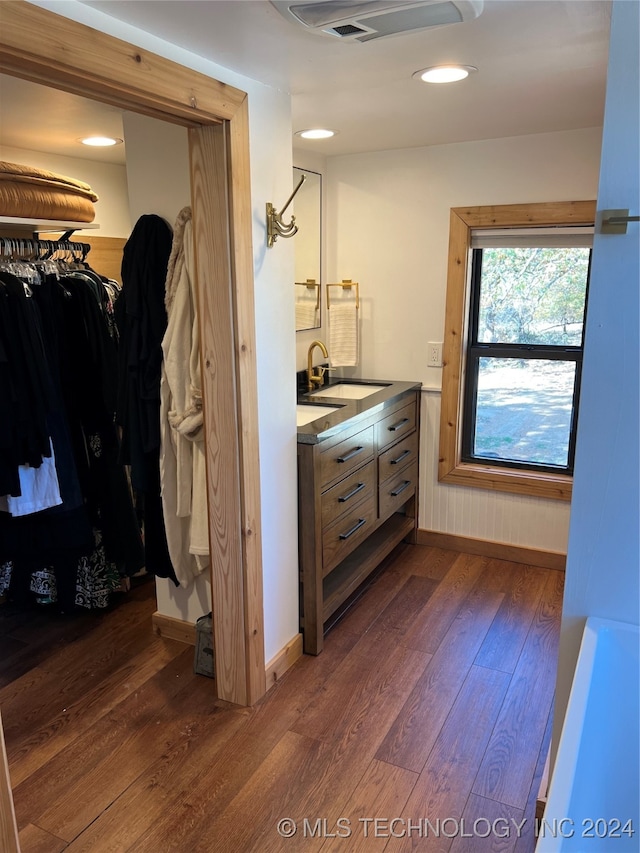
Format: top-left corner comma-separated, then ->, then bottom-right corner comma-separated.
438,200 -> 596,502
0,0 -> 265,706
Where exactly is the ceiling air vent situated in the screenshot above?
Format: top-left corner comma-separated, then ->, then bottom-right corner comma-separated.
270,0 -> 483,41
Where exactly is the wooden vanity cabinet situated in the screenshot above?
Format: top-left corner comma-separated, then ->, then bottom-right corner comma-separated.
298,387 -> 420,654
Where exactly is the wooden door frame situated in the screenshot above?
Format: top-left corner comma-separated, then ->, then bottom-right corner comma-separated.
0,1 -> 265,706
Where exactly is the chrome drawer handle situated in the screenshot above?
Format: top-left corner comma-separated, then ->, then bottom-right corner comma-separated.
337,445 -> 364,463
388,417 -> 410,432
339,518 -> 367,540
390,449 -> 411,465
390,480 -> 411,497
338,482 -> 365,503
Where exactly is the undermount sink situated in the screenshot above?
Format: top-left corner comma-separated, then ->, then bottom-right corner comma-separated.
296,403 -> 341,426
309,382 -> 389,400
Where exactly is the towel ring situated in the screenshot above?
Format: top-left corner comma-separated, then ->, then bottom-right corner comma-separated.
326,280 -> 359,309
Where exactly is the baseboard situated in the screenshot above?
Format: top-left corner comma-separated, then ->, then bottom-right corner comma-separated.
265,633 -> 303,689
536,746 -> 551,819
417,529 -> 566,571
153,613 -> 303,690
152,611 -> 196,645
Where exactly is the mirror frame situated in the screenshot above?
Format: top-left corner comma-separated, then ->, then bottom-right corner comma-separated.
294,166 -> 322,331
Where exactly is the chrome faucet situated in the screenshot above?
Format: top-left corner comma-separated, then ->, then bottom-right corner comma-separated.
307,339 -> 330,391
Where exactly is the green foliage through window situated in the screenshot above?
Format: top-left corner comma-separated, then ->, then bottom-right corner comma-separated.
477,247 -> 590,347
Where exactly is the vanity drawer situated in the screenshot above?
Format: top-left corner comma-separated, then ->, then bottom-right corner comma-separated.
320,425 -> 375,490
378,430 -> 418,484
378,462 -> 417,521
321,459 -> 375,530
322,495 -> 376,576
375,401 -> 416,452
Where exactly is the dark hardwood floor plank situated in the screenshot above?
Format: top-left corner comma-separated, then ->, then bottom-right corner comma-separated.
351,574 -> 439,656
319,760 -> 418,853
393,545 -> 461,581
449,794 -> 524,853
382,665 -> 509,853
513,701 -> 554,853
7,635 -> 187,787
474,565 -> 550,673
17,822 -> 67,853
63,686 -> 250,852
472,570 -> 564,811
375,583 -> 504,773
331,563 -> 415,638
0,544 -> 560,853
291,641 -> 431,745
10,647 -> 196,834
140,637 -> 431,852
402,553 -> 490,654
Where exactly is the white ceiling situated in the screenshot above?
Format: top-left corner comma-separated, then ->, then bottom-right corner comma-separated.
0,0 -> 611,165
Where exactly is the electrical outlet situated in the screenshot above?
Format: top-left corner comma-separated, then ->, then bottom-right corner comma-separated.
428,342 -> 443,367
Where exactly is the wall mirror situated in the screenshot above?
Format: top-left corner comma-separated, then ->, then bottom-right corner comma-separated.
293,166 -> 322,331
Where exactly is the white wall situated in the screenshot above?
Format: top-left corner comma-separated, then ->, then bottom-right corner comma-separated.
0,143 -> 130,237
122,112 -> 191,226
552,0 -> 639,756
32,0 -> 300,664
325,127 -> 602,552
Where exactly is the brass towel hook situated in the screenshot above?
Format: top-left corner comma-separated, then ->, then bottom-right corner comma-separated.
266,173 -> 306,247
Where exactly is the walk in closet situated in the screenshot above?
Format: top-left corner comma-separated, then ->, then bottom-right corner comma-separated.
0,1 -> 266,708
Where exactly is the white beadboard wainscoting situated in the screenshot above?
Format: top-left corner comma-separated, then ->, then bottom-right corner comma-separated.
419,389 -> 571,554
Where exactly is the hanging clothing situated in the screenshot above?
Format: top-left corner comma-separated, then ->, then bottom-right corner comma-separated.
116,214 -> 178,585
160,207 -> 209,586
0,247 -> 144,611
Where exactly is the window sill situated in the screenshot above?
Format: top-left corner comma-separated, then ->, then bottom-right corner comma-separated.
439,460 -> 572,501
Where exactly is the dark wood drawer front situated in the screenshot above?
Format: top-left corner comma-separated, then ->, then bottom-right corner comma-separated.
375,401 -> 416,452
322,495 -> 376,576
321,460 -> 375,530
378,462 -> 417,521
320,425 -> 374,490
378,430 -> 418,485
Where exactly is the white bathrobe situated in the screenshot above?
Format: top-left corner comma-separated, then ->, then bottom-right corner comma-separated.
160,206 -> 209,586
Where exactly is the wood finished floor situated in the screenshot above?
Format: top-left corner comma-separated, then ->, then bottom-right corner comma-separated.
0,544 -> 563,852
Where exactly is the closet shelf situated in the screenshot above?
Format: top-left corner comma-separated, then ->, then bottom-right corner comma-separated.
0,216 -> 100,234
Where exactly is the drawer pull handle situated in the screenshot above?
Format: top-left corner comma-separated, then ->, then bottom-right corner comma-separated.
337,445 -> 364,463
390,480 -> 411,497
338,482 -> 365,503
388,417 -> 410,432
390,449 -> 411,465
339,518 -> 367,540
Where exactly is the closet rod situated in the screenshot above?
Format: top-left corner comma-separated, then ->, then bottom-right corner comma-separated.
0,236 -> 91,260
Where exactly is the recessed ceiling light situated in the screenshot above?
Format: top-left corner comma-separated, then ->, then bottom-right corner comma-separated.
413,65 -> 478,83
295,128 -> 336,140
79,136 -> 123,147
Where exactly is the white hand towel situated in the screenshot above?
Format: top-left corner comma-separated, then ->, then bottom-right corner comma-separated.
295,301 -> 318,329
329,302 -> 359,367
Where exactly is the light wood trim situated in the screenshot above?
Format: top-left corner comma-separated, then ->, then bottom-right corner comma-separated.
0,1 -> 265,706
438,199 -> 596,501
417,529 -> 566,571
265,634 -> 303,689
0,712 -> 20,853
225,106 -> 266,705
152,612 -> 197,646
0,2 -> 244,124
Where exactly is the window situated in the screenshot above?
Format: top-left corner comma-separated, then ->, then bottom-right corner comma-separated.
438,201 -> 596,501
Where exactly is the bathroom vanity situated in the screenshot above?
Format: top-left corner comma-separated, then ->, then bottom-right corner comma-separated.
297,378 -> 421,654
